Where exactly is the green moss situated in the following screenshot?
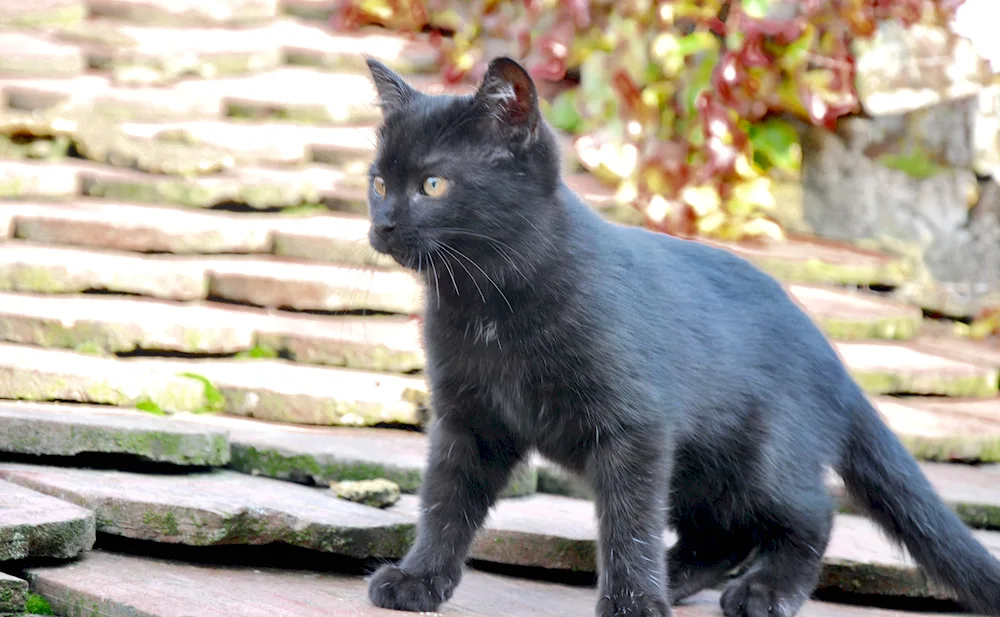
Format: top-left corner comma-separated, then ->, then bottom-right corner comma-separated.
135,398 -> 167,415
878,150 -> 942,179
143,510 -> 180,536
25,592 -> 55,615
900,434 -> 1000,464
178,372 -> 226,413
1,2 -> 86,28
3,266 -> 65,293
73,340 -> 108,356
234,344 -> 280,360
954,503 -> 1000,531
231,446 -> 423,492
280,203 -> 328,217
852,370 -> 998,397
818,315 -> 920,341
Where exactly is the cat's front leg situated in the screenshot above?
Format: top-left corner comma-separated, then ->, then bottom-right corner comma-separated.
591,433 -> 672,617
368,412 -> 525,612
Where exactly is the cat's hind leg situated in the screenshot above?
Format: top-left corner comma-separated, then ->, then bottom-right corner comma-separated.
668,525 -> 756,603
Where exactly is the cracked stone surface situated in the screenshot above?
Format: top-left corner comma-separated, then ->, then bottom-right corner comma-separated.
0,479 -> 95,562
0,464 -> 414,557
0,401 -> 230,466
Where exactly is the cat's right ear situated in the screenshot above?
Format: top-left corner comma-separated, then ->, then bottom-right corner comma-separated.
367,57 -> 416,115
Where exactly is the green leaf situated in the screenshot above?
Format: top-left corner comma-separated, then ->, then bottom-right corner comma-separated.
748,118 -> 800,172
545,89 -> 584,133
179,372 -> 226,414
136,399 -> 166,416
676,31 -> 719,58
235,344 -> 280,360
741,0 -> 773,19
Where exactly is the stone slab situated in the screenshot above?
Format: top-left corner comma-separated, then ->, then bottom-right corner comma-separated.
0,160 -> 80,199
0,401 -> 230,466
0,465 -> 414,556
134,357 -> 428,427
838,342 -> 999,397
0,292 -> 259,354
0,479 -> 94,561
907,398 -> 1000,424
910,326 -> 1000,372
0,342 -> 207,412
175,413 -> 537,497
11,201 -> 274,254
788,285 -> 923,341
85,0 -> 279,26
0,242 -> 208,300
0,32 -> 84,78
119,119 -> 309,167
270,213 -> 398,268
0,0 -> 86,28
255,313 -> 424,372
0,571 -> 27,614
204,256 -> 422,313
274,20 -> 438,75
25,550 -> 977,617
875,397 -> 1000,463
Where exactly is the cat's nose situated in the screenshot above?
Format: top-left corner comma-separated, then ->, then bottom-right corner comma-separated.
372,221 -> 396,237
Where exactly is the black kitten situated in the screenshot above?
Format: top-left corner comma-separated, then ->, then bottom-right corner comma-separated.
363,56 -> 1000,617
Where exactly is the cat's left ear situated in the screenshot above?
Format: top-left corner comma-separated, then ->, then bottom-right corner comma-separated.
476,56 -> 540,143
367,57 -> 417,115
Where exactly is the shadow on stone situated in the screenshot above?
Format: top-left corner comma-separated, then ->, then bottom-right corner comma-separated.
0,451 -> 212,475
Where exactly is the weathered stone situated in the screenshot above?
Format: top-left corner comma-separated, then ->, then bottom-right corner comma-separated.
270,213 -> 396,268
79,164 -> 319,207
0,401 -> 230,466
0,160 -> 80,199
119,120 -> 309,167
332,479 -> 400,509
305,124 -> 375,171
205,256 -> 422,313
276,20 -> 437,75
535,459 -> 593,500
0,465 -> 414,556
0,242 -> 208,300
910,325 -> 1000,372
875,397 -> 1000,463
76,22 -> 283,86
0,32 -> 84,78
86,0 -> 279,26
0,572 -> 27,615
973,85 -> 1000,180
0,0 -> 86,28
0,343 -> 207,412
706,235 -> 913,288
137,357 -> 428,427
839,342 -> 999,397
853,20 -> 993,117
174,412 -> 537,496
255,314 -> 425,372
12,201 -> 274,254
0,479 -> 95,561
0,292 -> 259,355
788,285 -> 922,341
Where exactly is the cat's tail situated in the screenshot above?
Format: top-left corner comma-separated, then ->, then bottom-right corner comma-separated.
836,391 -> 1000,616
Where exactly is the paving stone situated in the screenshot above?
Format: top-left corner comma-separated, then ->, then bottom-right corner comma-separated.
305,124 -> 375,171
270,213 -> 397,268
255,313 -> 424,372
839,342 -> 999,397
119,120 -> 310,167
0,401 -> 230,466
0,32 -> 84,78
908,397 -> 1000,424
0,0 -> 86,28
0,291 -> 261,354
86,0 -> 279,26
0,479 -> 95,561
0,160 -> 80,199
205,256 -> 422,313
705,235 -> 915,288
143,357 -> 428,427
0,465 -> 415,556
331,478 -> 400,508
76,21 -> 284,86
875,396 -> 1000,463
175,413 -> 537,496
0,242 -> 208,300
0,571 -> 27,614
910,325 -> 1000,371
12,201 -> 274,254
0,342 -> 207,412
275,20 -> 438,75
27,550 -> 976,617
788,285 -> 923,341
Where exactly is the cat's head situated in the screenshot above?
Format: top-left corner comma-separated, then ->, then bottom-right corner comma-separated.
364,56 -> 561,274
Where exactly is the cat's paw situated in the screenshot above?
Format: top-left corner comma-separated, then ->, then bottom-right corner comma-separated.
720,578 -> 808,617
367,563 -> 456,612
597,590 -> 670,617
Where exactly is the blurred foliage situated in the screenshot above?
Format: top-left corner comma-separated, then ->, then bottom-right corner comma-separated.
332,0 -> 965,241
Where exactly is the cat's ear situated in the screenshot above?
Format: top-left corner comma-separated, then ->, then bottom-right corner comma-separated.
476,56 -> 540,142
367,57 -> 416,115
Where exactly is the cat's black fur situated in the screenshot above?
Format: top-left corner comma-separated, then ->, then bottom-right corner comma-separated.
362,56 -> 1000,617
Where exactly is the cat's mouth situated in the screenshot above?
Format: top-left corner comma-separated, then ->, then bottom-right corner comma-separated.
368,227 -> 424,271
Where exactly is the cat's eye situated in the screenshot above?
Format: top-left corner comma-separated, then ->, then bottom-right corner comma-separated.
422,176 -> 449,197
372,176 -> 386,198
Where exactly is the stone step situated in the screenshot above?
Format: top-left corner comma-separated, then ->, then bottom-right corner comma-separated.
134,356 -> 428,427
0,342 -> 207,412
838,341 -> 999,397
0,0 -> 87,29
174,412 -> 536,497
273,20 -> 438,75
0,31 -> 85,78
25,550 -> 973,617
0,479 -> 95,561
0,401 -> 230,466
787,284 -> 923,340
877,396 -> 1000,463
0,464 -> 414,555
0,160 -> 82,199
85,0 -> 280,26
0,571 -> 27,615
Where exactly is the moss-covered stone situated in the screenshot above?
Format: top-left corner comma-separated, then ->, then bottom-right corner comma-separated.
817,313 -> 921,341
0,572 -> 27,615
332,479 -> 400,508
852,369 -> 998,397
0,480 -> 96,562
0,1 -> 86,29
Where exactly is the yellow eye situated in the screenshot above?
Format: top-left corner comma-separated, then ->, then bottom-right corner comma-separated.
372,176 -> 386,197
422,176 -> 448,197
